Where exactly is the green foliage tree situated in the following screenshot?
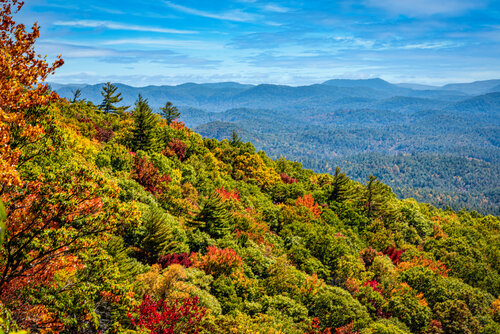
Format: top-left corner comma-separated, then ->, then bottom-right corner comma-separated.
160,101 -> 180,125
230,130 -> 242,147
99,82 -> 128,114
328,167 -> 350,203
191,193 -> 232,238
131,94 -> 158,152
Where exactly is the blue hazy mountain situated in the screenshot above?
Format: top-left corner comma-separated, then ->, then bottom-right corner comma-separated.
441,79 -> 500,95
53,78 -> 477,112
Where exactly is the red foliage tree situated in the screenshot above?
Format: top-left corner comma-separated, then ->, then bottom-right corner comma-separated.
305,318 -> 332,334
131,156 -> 171,195
191,246 -> 242,278
296,194 -> 321,218
94,121 -> 114,142
215,187 -> 240,202
158,252 -> 193,269
334,323 -> 359,334
280,173 -> 298,184
383,247 -> 405,265
128,294 -> 206,334
165,138 -> 187,162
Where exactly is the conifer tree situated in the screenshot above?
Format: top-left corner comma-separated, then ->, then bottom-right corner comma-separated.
328,167 -> 350,203
230,130 -> 242,147
191,193 -> 232,238
99,82 -> 128,114
160,101 -> 180,125
139,207 -> 177,263
131,94 -> 158,152
364,175 -> 394,218
71,88 -> 81,103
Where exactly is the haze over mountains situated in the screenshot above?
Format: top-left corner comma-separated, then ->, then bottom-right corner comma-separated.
53,78 -> 500,214
53,78 -> 500,112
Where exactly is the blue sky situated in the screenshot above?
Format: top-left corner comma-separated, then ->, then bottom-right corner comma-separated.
21,0 -> 500,86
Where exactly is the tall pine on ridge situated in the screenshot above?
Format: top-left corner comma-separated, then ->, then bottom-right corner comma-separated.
131,94 -> 158,152
99,82 -> 128,114
160,101 -> 180,125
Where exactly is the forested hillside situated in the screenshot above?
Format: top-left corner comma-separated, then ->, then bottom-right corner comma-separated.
54,80 -> 500,215
1,2 -> 500,333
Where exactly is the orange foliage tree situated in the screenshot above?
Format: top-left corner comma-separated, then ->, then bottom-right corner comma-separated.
0,0 -> 63,188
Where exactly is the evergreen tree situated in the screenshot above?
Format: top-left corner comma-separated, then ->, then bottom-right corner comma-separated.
328,167 -> 350,203
230,130 -> 242,147
139,207 -> 177,263
71,88 -> 81,103
160,101 -> 180,125
191,192 -> 232,238
364,175 -> 395,218
131,94 -> 158,152
99,82 -> 128,114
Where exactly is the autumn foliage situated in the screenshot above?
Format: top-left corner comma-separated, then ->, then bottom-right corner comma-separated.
165,138 -> 187,161
215,187 -> 240,201
158,252 -> 193,269
132,156 -> 172,195
0,0 -> 63,187
128,294 -> 206,334
280,172 -> 298,184
296,194 -> 322,218
192,246 -> 243,278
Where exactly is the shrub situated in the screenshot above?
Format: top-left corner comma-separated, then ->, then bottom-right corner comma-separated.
128,295 -> 206,334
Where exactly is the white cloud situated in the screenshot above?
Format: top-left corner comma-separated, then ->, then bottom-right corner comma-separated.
262,4 -> 291,13
101,38 -> 224,50
364,0 -> 486,17
164,1 -> 259,22
53,20 -> 197,34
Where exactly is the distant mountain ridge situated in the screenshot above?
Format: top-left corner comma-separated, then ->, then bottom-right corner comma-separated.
52,77 -> 490,112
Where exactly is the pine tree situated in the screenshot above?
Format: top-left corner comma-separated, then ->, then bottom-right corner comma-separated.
139,207 -> 177,263
71,88 -> 81,103
160,101 -> 180,125
191,192 -> 232,238
99,82 -> 128,114
230,130 -> 242,147
131,94 -> 158,152
364,175 -> 395,218
328,167 -> 350,203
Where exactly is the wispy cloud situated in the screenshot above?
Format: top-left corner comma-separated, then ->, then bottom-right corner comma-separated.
53,20 -> 197,34
164,1 -> 259,22
38,41 -> 220,67
363,0 -> 486,17
262,4 -> 291,13
101,38 -> 224,50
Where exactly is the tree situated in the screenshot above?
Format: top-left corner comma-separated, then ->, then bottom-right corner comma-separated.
99,82 -> 128,114
131,94 -> 158,152
364,175 -> 395,218
128,295 -> 206,334
0,0 -> 63,189
328,167 -> 349,203
71,88 -> 82,103
160,101 -> 180,125
191,192 -> 232,238
230,130 -> 242,147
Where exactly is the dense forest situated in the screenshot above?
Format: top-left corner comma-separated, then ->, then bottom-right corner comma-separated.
54,80 -> 500,215
1,1 -> 500,333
